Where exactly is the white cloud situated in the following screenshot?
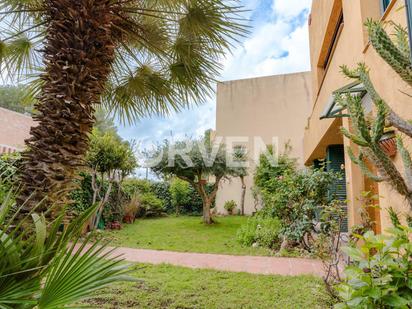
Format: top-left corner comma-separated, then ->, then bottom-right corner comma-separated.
272,0 -> 312,19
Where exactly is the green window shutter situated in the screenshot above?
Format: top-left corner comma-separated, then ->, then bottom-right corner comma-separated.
326,145 -> 348,232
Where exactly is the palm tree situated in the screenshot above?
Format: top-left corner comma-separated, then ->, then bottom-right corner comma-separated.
0,0 -> 246,212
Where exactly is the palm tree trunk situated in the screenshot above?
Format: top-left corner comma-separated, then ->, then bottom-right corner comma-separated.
17,0 -> 116,213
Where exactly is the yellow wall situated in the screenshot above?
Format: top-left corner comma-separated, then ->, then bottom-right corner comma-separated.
215,72 -> 312,214
305,0 -> 412,230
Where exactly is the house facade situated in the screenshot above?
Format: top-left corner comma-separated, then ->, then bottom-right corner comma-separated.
0,107 -> 34,154
215,0 -> 412,231
305,0 -> 411,233
215,73 -> 312,215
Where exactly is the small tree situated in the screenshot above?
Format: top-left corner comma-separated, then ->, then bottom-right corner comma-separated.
338,20 -> 412,211
170,178 -> 191,216
150,133 -> 247,224
86,129 -> 137,230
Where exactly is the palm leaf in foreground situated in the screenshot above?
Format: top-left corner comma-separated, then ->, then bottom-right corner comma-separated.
0,191 -> 133,308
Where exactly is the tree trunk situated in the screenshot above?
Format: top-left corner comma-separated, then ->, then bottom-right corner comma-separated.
240,176 -> 246,215
202,199 -> 212,224
17,0 -> 116,214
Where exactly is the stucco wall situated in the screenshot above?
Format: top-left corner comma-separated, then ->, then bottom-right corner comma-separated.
305,0 -> 412,231
215,72 -> 312,214
0,107 -> 33,153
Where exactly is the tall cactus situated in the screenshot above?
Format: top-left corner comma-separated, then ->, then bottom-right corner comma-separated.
340,21 -> 412,209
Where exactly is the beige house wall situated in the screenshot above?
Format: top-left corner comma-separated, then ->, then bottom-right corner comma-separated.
215,72 -> 312,214
305,0 -> 412,231
0,108 -> 33,153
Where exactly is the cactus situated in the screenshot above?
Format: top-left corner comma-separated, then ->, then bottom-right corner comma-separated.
340,20 -> 412,210
366,19 -> 412,85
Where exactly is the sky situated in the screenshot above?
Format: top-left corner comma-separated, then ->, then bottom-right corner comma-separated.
118,0 -> 313,153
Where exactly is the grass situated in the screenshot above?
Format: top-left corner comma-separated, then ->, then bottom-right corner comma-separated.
103,216 -> 273,256
83,264 -> 332,309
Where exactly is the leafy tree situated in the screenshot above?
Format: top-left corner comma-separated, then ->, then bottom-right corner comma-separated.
150,134 -> 247,224
0,0 -> 246,212
86,129 -> 137,230
338,20 -> 412,211
170,177 -> 191,216
0,85 -> 32,114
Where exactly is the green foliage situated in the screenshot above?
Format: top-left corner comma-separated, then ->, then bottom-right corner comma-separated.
122,178 -> 153,197
149,133 -> 247,223
86,129 -> 136,175
236,214 -> 282,249
335,225 -> 412,308
224,200 -> 237,214
254,153 -> 341,245
136,192 -> 165,218
0,1 -> 247,123
0,152 -> 21,203
150,135 -> 247,184
151,181 -> 173,211
0,190 -> 132,308
170,178 -> 191,215
0,85 -> 33,114
70,172 -> 93,214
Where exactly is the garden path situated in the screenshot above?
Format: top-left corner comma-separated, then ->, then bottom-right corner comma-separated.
109,246 -> 324,276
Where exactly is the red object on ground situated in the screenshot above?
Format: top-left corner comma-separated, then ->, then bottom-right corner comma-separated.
110,221 -> 122,230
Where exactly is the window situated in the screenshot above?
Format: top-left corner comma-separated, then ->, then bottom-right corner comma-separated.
381,0 -> 391,13
322,12 -> 344,69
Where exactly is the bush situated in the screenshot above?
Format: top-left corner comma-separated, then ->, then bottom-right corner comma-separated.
152,181 -> 172,211
336,225 -> 412,308
170,178 -> 191,215
136,192 -> 165,218
237,214 -> 281,249
224,200 -> 237,214
70,172 -> 93,215
254,152 -> 341,248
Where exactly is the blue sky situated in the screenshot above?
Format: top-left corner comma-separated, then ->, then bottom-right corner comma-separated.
119,0 -> 313,152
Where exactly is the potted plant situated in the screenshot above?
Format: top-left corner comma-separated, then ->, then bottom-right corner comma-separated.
379,128 -> 397,157
224,200 -> 237,215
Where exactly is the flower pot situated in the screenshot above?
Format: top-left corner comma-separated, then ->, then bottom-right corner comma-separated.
379,131 -> 397,157
123,214 -> 135,224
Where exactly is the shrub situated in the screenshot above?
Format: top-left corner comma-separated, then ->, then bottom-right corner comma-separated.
254,152 -> 341,248
122,178 -> 152,197
224,200 -> 237,214
136,192 -> 165,218
335,225 -> 412,308
70,172 -> 94,215
170,178 -> 191,215
152,181 -> 172,211
237,214 -> 281,249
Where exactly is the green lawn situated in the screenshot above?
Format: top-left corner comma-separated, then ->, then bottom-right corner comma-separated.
83,264 -> 332,309
103,216 -> 272,256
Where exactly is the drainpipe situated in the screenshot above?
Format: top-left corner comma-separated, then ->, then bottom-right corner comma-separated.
406,0 -> 412,60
